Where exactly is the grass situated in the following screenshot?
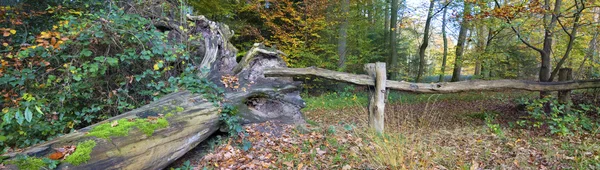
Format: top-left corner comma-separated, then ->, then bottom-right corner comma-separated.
301,89 -> 600,169
302,90 -> 533,112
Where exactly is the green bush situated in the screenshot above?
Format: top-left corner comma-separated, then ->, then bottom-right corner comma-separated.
517,97 -> 600,136
0,5 -> 211,151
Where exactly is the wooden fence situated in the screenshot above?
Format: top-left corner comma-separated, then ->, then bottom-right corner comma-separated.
264,62 -> 600,133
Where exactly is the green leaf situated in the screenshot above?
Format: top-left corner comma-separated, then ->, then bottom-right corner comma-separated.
35,106 -> 44,115
73,75 -> 82,81
0,136 -> 6,142
15,110 -> 23,125
106,57 -> 119,66
24,107 -> 33,122
3,112 -> 12,123
81,49 -> 93,57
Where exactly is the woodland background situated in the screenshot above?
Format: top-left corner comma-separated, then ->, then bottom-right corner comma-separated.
1,0 -> 600,165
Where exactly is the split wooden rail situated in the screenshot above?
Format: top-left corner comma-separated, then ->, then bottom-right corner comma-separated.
264,62 -> 600,133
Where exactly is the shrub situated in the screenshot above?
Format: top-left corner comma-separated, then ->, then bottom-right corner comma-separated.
517,97 -> 600,136
0,3 -> 211,151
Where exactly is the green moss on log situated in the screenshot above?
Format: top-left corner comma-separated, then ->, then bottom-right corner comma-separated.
64,140 -> 96,166
87,116 -> 170,139
5,156 -> 47,170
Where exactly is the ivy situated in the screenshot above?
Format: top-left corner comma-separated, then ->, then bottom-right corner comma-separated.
219,104 -> 242,136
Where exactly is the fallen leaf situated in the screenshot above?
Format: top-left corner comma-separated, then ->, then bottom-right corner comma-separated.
342,164 -> 352,170
48,152 -> 64,160
297,163 -> 303,170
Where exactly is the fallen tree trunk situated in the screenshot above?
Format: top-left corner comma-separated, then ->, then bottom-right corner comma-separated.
3,7 -> 304,170
264,67 -> 600,93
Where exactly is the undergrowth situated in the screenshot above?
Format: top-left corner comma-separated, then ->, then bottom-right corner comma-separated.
302,90 -> 600,169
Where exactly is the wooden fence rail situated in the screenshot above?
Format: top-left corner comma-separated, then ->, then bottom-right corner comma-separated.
264,63 -> 600,133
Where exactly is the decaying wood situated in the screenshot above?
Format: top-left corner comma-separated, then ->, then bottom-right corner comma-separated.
3,12 -> 304,170
364,63 -> 386,133
5,91 -> 220,170
264,67 -> 600,93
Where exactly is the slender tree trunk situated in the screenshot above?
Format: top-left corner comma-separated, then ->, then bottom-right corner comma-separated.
384,0 -> 390,60
481,27 -> 494,78
577,8 -> 600,79
416,0 -> 435,82
389,0 -> 399,80
549,2 -> 583,81
338,0 -> 349,69
451,1 -> 471,82
474,25 -> 485,76
439,4 -> 448,82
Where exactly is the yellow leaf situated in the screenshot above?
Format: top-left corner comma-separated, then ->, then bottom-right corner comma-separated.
2,43 -> 7,47
297,163 -> 303,170
9,29 -> 16,35
153,63 -> 160,71
40,31 -> 51,39
69,10 -> 82,16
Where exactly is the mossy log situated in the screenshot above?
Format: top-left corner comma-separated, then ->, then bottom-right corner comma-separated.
2,9 -> 304,170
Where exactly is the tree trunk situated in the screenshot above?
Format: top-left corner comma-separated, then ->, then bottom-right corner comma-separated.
389,0 -> 400,80
338,0 -> 350,69
577,8 -> 600,79
474,25 -> 485,77
384,0 -> 390,63
416,0 -> 435,83
439,4 -> 448,82
549,2 -> 583,81
451,1 -> 471,82
539,0 -> 562,97
3,12 -> 305,170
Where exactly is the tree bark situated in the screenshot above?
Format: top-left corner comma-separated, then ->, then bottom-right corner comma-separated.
384,0 -> 390,63
451,1 -> 471,82
3,13 -> 305,170
416,0 -> 435,83
389,0 -> 400,80
474,25 -> 485,77
338,0 -> 350,68
439,4 -> 448,82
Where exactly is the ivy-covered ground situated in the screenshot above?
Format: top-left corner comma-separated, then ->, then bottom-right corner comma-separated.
170,90 -> 600,169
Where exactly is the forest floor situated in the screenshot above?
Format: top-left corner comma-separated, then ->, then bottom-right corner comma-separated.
169,90 -> 600,170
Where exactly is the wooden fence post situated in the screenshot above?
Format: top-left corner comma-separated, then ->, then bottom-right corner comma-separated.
558,68 -> 573,106
364,62 -> 386,133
